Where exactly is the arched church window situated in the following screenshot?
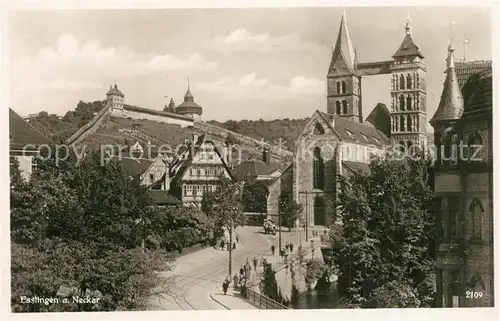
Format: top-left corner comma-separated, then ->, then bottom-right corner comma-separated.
342,101 -> 348,114
469,198 -> 483,240
314,123 -> 325,135
399,95 -> 405,111
407,116 -> 412,132
336,82 -> 341,94
341,81 -> 347,94
336,101 -> 341,115
406,96 -> 412,110
407,74 -> 412,89
398,140 -> 405,153
400,115 -> 405,132
313,147 -> 324,190
400,74 -> 405,90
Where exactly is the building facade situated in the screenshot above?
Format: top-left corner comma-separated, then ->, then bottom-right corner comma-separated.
431,45 -> 493,307
294,12 -> 426,226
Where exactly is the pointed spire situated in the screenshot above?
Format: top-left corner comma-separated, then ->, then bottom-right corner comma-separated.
430,44 -> 464,125
184,77 -> 194,101
405,13 -> 411,35
329,10 -> 356,72
169,97 -> 176,109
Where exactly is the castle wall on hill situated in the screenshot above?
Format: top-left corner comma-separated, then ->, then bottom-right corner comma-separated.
111,107 -> 193,128
67,103 -> 112,146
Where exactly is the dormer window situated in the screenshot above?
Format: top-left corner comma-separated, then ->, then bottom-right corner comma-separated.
345,130 -> 354,139
360,133 -> 369,142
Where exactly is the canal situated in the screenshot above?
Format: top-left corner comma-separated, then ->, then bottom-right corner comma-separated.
293,281 -> 340,309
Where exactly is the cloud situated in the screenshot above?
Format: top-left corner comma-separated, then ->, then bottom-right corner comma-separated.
195,73 -> 324,100
211,29 -> 325,53
13,78 -> 103,92
11,33 -> 217,92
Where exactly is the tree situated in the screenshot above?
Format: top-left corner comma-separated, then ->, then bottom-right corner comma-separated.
201,177 -> 246,232
241,179 -> 268,214
330,153 -> 435,307
279,191 -> 303,231
364,280 -> 421,308
10,150 -> 171,311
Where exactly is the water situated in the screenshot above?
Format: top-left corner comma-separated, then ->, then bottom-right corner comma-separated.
293,281 -> 340,309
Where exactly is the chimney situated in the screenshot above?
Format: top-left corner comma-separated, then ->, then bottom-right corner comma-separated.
262,147 -> 270,165
163,163 -> 170,191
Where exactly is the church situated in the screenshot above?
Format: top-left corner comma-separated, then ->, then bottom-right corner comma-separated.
293,12 -> 428,227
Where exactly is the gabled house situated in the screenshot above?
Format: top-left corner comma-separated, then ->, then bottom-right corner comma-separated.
168,134 -> 235,207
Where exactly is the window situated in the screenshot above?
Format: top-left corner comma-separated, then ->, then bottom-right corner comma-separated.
185,184 -> 192,196
360,133 -> 369,142
345,130 -> 354,139
341,81 -> 347,94
196,168 -> 201,177
399,74 -> 405,90
448,197 -> 460,238
406,96 -> 412,110
149,173 -> 154,182
399,95 -> 405,111
313,147 -> 324,190
372,137 -> 380,144
400,115 -> 405,132
189,168 -> 194,176
469,198 -> 483,240
407,116 -> 412,132
406,74 -> 412,89
336,82 -> 341,94
193,185 -> 198,197
208,152 -> 214,160
342,100 -> 348,114
314,123 -> 325,135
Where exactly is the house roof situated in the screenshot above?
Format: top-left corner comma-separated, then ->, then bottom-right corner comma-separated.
169,134 -> 236,184
149,190 -> 181,205
365,103 -> 391,137
176,86 -> 202,115
232,160 -> 274,181
463,72 -> 492,114
392,33 -> 424,59
112,156 -> 155,176
9,108 -> 52,150
342,161 -> 371,175
318,111 -> 390,146
123,104 -> 193,121
455,60 -> 492,89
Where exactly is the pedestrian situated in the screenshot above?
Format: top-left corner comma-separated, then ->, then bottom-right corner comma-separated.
253,256 -> 258,271
236,234 -> 239,243
289,243 -> 294,253
233,273 -> 239,289
285,242 -> 290,251
220,239 -> 224,249
233,242 -> 236,250
240,267 -> 244,277
222,279 -> 228,295
271,244 -> 276,255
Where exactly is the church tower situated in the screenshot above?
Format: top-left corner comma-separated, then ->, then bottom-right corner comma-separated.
389,18 -> 428,150
327,11 -> 362,122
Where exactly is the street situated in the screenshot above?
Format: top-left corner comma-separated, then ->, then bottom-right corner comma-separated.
148,225 -> 311,310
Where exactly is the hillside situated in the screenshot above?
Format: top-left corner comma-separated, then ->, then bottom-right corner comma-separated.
207,118 -> 308,150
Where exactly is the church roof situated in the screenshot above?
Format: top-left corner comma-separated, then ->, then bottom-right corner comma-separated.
431,45 -> 464,124
318,111 -> 390,146
365,103 -> 391,137
232,160 -> 274,181
329,11 -> 356,73
342,161 -> 371,175
9,108 -> 52,150
392,34 -> 424,59
106,84 -> 124,97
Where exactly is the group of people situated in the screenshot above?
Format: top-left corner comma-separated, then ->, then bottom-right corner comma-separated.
222,256 -> 268,295
218,234 -> 240,251
270,241 -> 294,256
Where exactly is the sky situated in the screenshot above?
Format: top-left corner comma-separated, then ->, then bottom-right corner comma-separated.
8,6 -> 492,131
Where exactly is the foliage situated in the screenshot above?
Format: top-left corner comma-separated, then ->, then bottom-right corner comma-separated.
28,100 -> 106,143
364,280 -> 421,308
201,177 -> 246,236
330,153 -> 436,307
10,157 -> 24,188
208,118 -> 308,150
241,179 -> 268,213
10,150 -> 172,311
304,258 -> 326,288
279,191 -> 303,231
147,205 -> 215,252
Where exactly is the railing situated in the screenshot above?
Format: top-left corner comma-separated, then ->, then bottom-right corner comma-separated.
245,287 -> 289,309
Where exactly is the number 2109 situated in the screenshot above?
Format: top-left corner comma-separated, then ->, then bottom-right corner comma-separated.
466,291 -> 483,299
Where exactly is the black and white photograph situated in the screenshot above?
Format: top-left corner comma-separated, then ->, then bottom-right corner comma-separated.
3,0 -> 497,316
